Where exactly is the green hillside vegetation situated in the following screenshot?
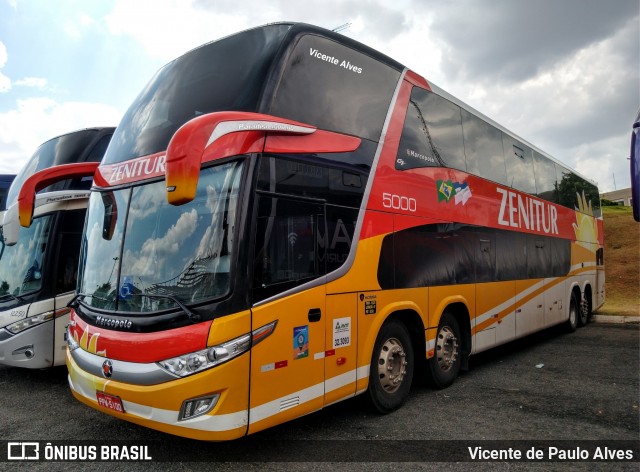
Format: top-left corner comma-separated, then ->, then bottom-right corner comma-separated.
597,206 -> 640,317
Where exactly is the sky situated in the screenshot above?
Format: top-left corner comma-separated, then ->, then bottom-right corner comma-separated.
0,0 -> 638,192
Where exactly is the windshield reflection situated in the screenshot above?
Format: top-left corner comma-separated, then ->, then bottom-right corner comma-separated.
79,162 -> 243,313
0,216 -> 51,302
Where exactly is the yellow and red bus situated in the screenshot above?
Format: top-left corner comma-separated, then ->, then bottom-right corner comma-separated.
19,23 -> 604,439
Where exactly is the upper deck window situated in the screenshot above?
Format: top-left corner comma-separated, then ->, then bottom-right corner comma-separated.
269,34 -> 400,142
396,88 -> 466,172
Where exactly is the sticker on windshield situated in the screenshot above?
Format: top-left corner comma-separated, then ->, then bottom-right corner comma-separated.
119,275 -> 134,300
293,326 -> 309,359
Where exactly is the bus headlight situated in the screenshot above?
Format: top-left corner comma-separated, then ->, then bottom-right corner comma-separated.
156,320 -> 277,378
6,307 -> 71,335
6,311 -> 55,334
158,333 -> 251,378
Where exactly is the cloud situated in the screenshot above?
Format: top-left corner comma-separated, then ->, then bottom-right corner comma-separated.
105,0 -> 409,62
64,12 -> 96,40
125,208 -> 198,279
105,0 -> 249,61
0,41 -> 10,92
428,0 -> 639,84
0,98 -> 121,173
13,77 -> 47,88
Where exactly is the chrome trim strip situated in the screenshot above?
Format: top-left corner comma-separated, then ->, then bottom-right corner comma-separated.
70,348 -> 178,386
206,120 -> 315,148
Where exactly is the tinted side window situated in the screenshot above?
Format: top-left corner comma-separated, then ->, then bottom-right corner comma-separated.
533,151 -> 558,203
377,224 -> 570,288
555,165 -> 601,216
396,88 -> 466,171
271,34 -> 400,142
503,135 -> 536,194
54,209 -> 86,293
252,196 -> 325,301
257,155 -> 367,208
461,110 -> 507,185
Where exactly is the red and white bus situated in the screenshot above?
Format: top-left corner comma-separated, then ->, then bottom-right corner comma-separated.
1,128 -> 113,368
20,23 -> 603,439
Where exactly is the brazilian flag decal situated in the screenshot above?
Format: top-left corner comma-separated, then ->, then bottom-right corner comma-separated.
437,179 -> 455,202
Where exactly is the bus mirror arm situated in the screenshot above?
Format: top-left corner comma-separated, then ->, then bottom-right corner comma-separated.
165,111 -> 326,206
17,162 -> 99,228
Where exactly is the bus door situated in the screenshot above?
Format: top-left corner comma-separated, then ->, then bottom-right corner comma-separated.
248,196 -> 326,434
50,209 -> 85,365
324,293 -> 358,405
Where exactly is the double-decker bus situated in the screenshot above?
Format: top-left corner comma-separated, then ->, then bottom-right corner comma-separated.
0,128 -> 113,368
19,23 -> 603,439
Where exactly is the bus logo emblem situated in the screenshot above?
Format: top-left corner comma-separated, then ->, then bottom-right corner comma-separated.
102,360 -> 113,378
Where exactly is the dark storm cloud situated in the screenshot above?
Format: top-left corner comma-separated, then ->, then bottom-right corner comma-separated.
426,0 -> 639,83
534,20 -> 639,149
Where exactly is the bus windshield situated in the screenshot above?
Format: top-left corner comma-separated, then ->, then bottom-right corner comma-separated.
102,24 -> 290,165
78,161 -> 243,313
0,215 -> 52,303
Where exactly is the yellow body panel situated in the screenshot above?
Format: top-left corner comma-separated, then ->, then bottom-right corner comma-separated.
248,285 -> 325,434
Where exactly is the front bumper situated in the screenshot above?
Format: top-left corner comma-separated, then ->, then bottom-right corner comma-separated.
66,347 -> 250,441
0,320 -> 55,368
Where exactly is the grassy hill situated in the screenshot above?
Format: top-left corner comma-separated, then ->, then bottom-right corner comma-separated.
596,206 -> 639,316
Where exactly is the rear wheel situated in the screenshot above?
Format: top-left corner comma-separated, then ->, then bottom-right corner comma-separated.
427,312 -> 461,389
565,292 -> 578,332
367,319 -> 414,413
577,292 -> 589,327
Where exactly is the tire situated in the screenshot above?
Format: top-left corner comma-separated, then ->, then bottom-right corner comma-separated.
565,291 -> 578,332
367,319 -> 414,414
577,292 -> 589,327
427,312 -> 461,389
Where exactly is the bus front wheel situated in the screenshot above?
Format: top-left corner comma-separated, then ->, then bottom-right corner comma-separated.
428,312 -> 461,389
367,319 -> 414,413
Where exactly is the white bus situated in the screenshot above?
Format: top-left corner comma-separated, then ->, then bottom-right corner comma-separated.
0,128 -> 113,368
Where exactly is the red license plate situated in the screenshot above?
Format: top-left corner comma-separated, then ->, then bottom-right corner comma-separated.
96,392 -> 125,413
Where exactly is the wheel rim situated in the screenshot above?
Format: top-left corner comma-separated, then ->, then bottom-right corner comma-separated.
436,325 -> 459,372
377,337 -> 408,393
569,299 -> 577,326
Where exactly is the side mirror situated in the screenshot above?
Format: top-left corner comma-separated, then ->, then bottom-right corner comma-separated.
165,111 -> 316,206
1,202 -> 20,246
165,111 -> 361,206
18,162 -> 99,228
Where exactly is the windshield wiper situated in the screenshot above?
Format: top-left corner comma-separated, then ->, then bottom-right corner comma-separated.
67,292 -> 201,323
67,293 -> 87,308
0,292 -> 27,304
67,292 -> 114,308
128,293 -> 201,323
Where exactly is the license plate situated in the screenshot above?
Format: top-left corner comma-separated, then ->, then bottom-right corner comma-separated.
96,392 -> 125,413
